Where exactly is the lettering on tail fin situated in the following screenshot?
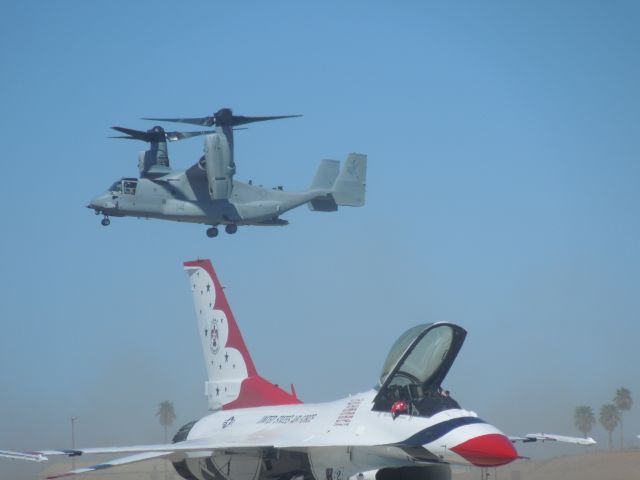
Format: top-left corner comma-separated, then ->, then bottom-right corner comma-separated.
184,259 -> 302,410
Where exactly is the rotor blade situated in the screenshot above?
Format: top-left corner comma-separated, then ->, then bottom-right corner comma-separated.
226,114 -> 302,127
110,126 -> 150,141
165,130 -> 215,142
110,126 -> 214,142
142,116 -> 216,127
142,113 -> 302,128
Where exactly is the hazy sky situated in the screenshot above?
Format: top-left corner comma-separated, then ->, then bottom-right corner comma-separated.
1,1 -> 639,478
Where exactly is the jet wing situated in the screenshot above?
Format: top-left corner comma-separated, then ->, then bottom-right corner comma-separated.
0,439 -> 225,460
509,433 -> 596,445
0,439 -> 277,479
0,449 -> 48,461
46,451 -> 168,479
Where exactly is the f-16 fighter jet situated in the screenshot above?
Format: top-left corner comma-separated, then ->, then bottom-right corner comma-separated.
0,260 -> 594,480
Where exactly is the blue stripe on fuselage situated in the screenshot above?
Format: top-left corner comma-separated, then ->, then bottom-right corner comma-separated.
399,417 -> 487,445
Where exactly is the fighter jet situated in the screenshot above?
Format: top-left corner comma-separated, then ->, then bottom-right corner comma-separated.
0,260 -> 594,480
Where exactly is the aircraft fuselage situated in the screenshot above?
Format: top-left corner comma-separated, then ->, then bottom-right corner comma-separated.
173,389 -> 516,480
89,175 -> 328,226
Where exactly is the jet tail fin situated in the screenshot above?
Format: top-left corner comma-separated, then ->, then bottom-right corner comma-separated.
184,259 -> 302,411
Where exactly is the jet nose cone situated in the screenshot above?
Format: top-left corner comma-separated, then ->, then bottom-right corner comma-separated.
450,433 -> 518,467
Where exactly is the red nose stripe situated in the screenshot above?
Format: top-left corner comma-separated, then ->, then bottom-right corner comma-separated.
450,434 -> 518,467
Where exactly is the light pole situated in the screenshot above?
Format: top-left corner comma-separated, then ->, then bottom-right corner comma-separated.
70,416 -> 77,470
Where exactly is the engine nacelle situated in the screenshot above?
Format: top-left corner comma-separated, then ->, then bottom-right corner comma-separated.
137,126 -> 172,177
204,130 -> 234,200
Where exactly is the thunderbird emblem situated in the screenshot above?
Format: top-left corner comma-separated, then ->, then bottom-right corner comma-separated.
210,319 -> 220,354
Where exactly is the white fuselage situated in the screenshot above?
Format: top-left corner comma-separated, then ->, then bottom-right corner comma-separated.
178,389 -> 507,480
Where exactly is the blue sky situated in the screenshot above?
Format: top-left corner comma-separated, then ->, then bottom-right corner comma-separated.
1,1 -> 639,477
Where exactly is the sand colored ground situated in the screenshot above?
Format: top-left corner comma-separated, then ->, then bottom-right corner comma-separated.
40,450 -> 640,480
452,449 -> 640,480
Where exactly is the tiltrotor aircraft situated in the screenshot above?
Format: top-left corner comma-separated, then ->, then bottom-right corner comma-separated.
88,108 -> 367,238
0,260 -> 594,480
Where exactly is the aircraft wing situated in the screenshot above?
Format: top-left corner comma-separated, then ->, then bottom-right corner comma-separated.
0,449 -> 48,461
0,439 -> 224,460
0,440 -> 275,479
46,451 -> 167,479
509,433 -> 596,445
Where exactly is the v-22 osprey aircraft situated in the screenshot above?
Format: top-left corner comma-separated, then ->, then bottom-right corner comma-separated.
88,109 -> 367,238
0,260 -> 594,480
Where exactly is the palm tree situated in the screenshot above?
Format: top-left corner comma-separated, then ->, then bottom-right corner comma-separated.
574,405 -> 595,439
599,404 -> 620,451
613,387 -> 632,449
156,401 -> 176,443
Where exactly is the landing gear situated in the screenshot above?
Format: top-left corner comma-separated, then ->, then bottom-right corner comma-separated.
206,225 -> 238,238
101,217 -> 111,226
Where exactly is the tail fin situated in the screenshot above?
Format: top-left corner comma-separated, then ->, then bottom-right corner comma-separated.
332,153 -> 367,207
308,154 -> 367,211
309,159 -> 340,190
184,259 -> 301,411
308,159 -> 340,211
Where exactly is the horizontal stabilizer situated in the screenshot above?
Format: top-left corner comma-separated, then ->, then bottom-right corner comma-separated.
308,196 -> 338,212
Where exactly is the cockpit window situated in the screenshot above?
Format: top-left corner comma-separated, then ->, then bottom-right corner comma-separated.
379,325 -> 425,385
108,179 -> 137,195
122,180 -> 137,195
395,326 -> 454,385
373,323 -> 467,417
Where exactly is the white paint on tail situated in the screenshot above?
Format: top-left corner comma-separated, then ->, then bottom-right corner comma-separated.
185,261 -> 252,410
184,259 -> 301,411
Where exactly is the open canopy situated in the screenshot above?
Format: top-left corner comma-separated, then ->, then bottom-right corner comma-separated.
374,323 -> 467,415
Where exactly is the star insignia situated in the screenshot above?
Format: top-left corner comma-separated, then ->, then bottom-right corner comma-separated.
206,284 -> 211,292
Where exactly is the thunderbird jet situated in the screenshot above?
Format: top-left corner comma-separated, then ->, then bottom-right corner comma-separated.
0,260 -> 594,480
88,109 -> 367,238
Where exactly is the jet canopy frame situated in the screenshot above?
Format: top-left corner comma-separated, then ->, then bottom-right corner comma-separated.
373,322 -> 467,416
